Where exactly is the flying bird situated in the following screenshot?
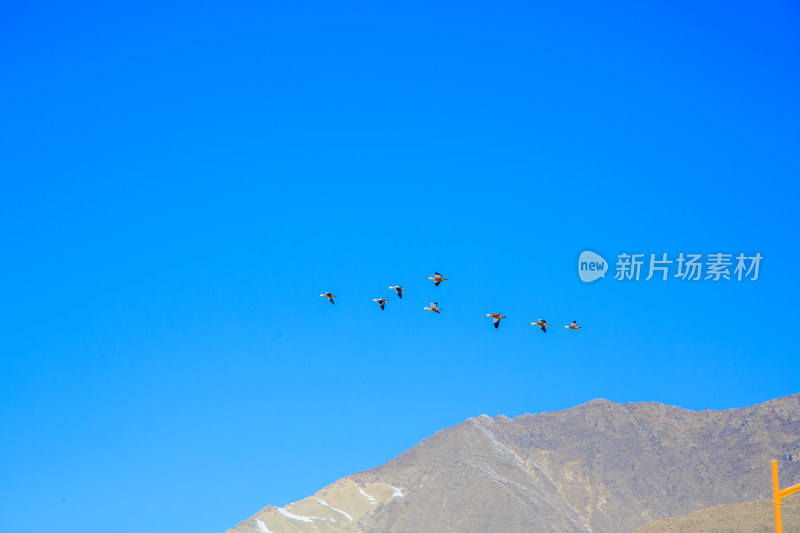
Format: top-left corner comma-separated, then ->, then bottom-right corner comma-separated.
373,298 -> 388,310
564,320 -> 582,329
424,302 -> 441,314
532,319 -> 550,333
389,286 -> 405,299
320,292 -> 336,304
486,313 -> 507,329
428,272 -> 448,286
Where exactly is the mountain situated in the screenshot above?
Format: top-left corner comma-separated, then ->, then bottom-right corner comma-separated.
225,394 -> 800,533
634,496 -> 800,533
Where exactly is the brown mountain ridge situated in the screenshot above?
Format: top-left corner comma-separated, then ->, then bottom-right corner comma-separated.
225,394 -> 800,533
634,496 -> 800,533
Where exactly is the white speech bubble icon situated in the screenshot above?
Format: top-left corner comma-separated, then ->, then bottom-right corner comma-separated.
578,251 -> 608,282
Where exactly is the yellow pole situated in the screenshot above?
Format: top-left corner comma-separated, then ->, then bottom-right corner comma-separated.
772,460 -> 800,533
773,460 -> 783,533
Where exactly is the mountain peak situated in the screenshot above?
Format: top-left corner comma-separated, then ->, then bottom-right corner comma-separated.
226,394 -> 800,533
581,398 -> 615,407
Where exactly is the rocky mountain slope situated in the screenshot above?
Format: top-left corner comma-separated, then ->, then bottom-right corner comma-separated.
225,394 -> 800,533
634,497 -> 800,533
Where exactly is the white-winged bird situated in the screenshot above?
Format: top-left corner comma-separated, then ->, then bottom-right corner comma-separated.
564,320 -> 582,329
389,286 -> 405,299
424,302 -> 441,314
486,313 -> 506,329
428,272 -> 448,286
532,319 -> 550,333
320,292 -> 336,304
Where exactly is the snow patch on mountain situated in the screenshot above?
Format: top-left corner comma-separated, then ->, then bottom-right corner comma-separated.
314,498 -> 353,521
359,487 -> 377,503
251,518 -> 272,533
278,507 -> 319,523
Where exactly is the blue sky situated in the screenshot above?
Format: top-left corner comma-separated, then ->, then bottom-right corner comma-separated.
1,1 -> 799,532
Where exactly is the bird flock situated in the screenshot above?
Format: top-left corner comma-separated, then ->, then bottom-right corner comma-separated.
320,272 -> 582,332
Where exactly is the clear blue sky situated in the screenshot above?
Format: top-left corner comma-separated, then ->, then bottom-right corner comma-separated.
1,1 -> 798,532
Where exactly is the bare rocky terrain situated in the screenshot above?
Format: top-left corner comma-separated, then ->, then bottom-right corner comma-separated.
225,394 -> 800,533
634,497 -> 800,533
